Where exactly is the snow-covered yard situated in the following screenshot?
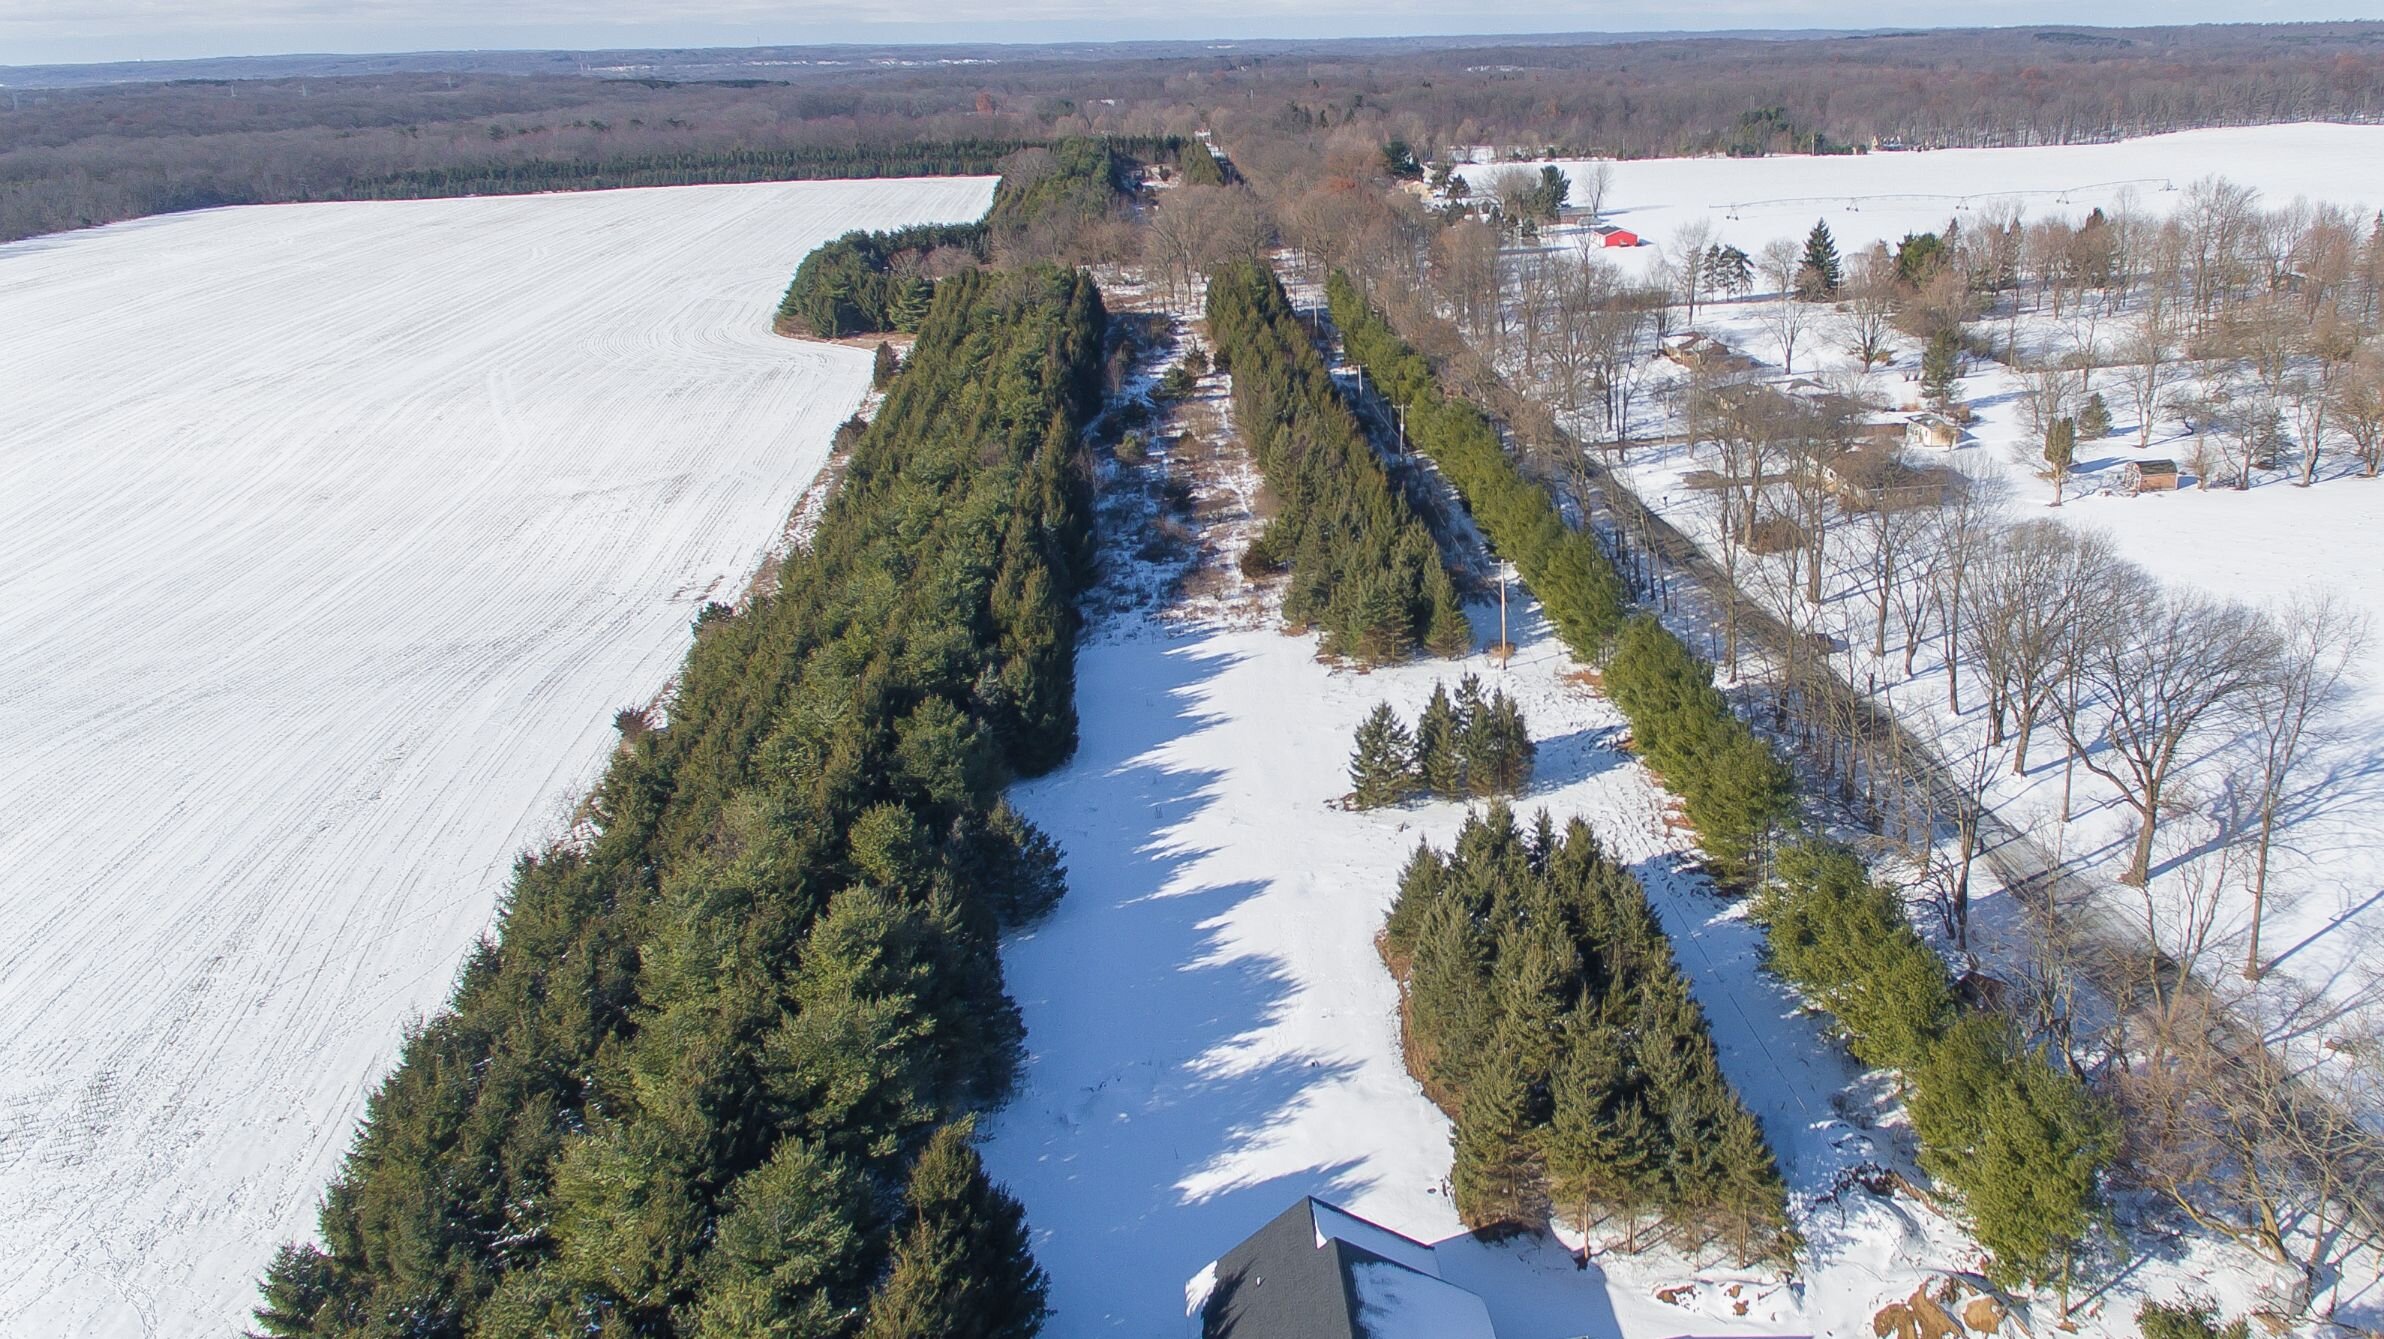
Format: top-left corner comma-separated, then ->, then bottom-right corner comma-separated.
979,324 -> 2311,1336
0,175 -> 994,1339
1485,123 -> 2384,1112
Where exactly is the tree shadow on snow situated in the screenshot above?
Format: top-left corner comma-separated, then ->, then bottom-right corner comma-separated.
979,632 -> 1386,1332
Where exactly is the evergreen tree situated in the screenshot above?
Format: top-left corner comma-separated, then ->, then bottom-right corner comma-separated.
1449,1027 -> 1548,1231
1477,691 -> 1537,797
1417,682 -> 1464,796
1349,703 -> 1421,808
858,1120 -> 1048,1339
1424,567 -> 1472,659
1706,243 -> 1753,299
248,1244 -> 340,1338
1797,219 -> 1842,298
1921,329 -> 1963,413
2078,391 -> 2112,440
684,1138 -> 878,1339
1908,1017 -> 2114,1289
872,341 -> 900,389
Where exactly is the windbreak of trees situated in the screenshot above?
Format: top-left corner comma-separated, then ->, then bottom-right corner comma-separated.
248,263 -> 1108,1339
1600,617 -> 1799,888
1327,272 -> 1628,657
1204,259 -> 1468,662
1758,844 -> 2114,1291
1383,805 -> 1790,1260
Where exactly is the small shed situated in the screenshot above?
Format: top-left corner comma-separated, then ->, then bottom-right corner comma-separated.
1591,224 -> 1641,248
1906,412 -> 1961,450
2124,459 -> 2181,494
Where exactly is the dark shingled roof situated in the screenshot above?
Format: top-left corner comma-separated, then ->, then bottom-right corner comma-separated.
1195,1198 -> 1496,1339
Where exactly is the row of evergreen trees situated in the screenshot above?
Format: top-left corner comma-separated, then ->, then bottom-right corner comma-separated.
343,140 -> 1047,202
1328,269 -> 2109,1289
1383,806 -> 1791,1260
1325,272 -> 1628,658
1204,260 -> 1469,662
1757,845 -> 2114,1289
249,265 -> 1109,1339
1600,616 -> 1798,886
1348,675 -> 1535,807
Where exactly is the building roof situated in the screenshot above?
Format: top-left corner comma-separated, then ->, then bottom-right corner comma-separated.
1187,1198 -> 1498,1339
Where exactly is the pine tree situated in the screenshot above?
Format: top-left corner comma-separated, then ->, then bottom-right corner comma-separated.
872,341 -> 900,389
1478,691 -> 1537,796
248,1244 -> 339,1338
858,1120 -> 1049,1339
1417,682 -> 1464,797
1921,328 -> 1963,413
1798,219 -> 1842,298
684,1138 -> 877,1339
1449,1027 -> 1548,1231
1349,703 -> 1420,808
1908,1017 -> 2114,1289
1424,567 -> 1472,659
2078,391 -> 2112,440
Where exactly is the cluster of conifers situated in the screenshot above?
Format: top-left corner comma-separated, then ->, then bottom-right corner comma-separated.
1385,806 -> 1792,1260
1347,674 -> 1535,808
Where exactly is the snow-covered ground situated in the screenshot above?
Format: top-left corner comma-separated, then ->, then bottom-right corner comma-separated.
1492,123 -> 2384,1106
0,176 -> 995,1339
980,331 -> 2313,1337
1523,123 -> 2384,274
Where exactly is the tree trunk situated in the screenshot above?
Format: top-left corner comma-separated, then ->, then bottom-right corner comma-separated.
2124,791 -> 2160,886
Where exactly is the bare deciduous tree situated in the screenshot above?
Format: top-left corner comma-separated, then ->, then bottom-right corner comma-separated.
2067,589 -> 2279,886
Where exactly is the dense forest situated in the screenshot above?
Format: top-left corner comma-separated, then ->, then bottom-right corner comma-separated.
1382,805 -> 1789,1259
8,23 -> 2382,244
248,263 -> 1109,1338
1203,260 -> 1468,662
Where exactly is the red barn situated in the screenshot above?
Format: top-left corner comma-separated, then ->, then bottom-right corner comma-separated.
1591,224 -> 1641,247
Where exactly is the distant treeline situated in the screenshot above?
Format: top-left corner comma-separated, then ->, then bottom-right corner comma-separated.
1384,805 -> 1790,1258
249,263 -> 1108,1338
1204,260 -> 1468,662
338,140 -> 1038,200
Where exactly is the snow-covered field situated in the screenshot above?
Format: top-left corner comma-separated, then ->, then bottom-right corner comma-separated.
0,175 -> 994,1339
1526,123 -> 2384,274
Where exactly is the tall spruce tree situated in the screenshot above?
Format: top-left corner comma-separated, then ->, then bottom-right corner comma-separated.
1349,703 -> 1421,808
1417,682 -> 1464,796
1798,219 -> 1842,298
857,1120 -> 1048,1339
1449,1026 -> 1548,1231
1908,1017 -> 2114,1288
1921,329 -> 1963,413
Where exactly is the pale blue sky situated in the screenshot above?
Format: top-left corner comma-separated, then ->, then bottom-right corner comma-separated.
4,0 -> 2376,67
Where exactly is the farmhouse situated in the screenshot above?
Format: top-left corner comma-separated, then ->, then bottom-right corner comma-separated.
2124,458 -> 2181,493
1590,223 -> 1642,247
1186,1198 -> 1496,1339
